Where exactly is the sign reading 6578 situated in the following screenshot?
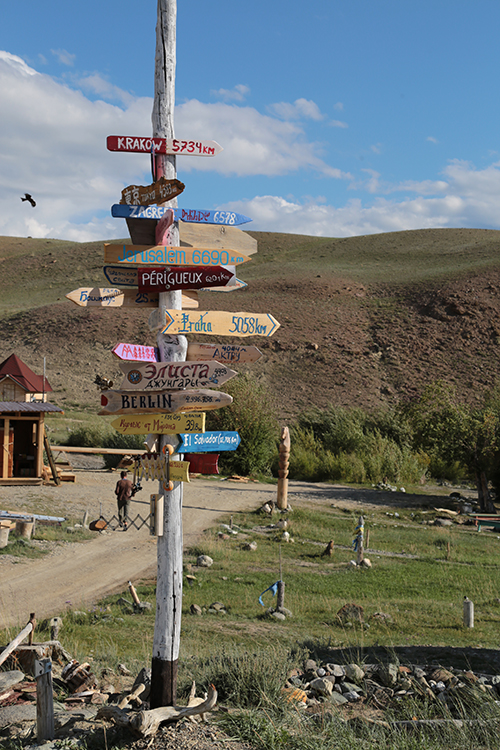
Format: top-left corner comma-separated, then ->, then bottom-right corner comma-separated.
160,310 -> 280,338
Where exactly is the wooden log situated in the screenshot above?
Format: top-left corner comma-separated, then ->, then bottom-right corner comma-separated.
36,658 -> 54,742
0,614 -> 36,667
130,684 -> 217,737
118,682 -> 145,710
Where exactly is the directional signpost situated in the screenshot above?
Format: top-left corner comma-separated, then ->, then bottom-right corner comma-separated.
111,205 -> 252,225
119,361 -> 237,390
177,431 -> 240,453
66,288 -> 198,309
103,266 -> 245,292
107,135 -> 223,156
104,243 -> 251,267
112,341 -> 263,364
138,265 -> 235,292
120,176 -> 185,206
111,412 -> 206,435
156,309 -> 280,337
99,389 -> 233,416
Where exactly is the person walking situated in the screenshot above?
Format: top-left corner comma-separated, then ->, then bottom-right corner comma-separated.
115,470 -> 134,529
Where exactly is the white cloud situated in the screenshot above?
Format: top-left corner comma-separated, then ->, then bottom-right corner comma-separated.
427,136 -> 439,144
268,98 -> 325,121
175,99 -> 348,178
330,119 -> 348,129
51,49 -> 76,66
77,73 -> 135,106
211,84 -> 250,102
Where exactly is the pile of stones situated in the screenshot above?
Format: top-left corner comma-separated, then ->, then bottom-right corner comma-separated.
285,658 -> 500,713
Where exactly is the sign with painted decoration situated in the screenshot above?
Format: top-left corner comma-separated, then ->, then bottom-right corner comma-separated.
156,309 -> 280,337
119,361 -> 237,391
111,205 -> 252,225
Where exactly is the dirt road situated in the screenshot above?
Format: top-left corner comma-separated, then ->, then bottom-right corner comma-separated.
0,469 -> 280,629
0,465 -> 458,630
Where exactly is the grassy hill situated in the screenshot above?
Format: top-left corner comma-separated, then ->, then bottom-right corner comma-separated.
1,227 -> 500,425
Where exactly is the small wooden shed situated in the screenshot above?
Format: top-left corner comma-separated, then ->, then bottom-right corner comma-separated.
0,355 -> 62,485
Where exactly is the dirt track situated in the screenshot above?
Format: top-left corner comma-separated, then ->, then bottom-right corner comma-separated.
0,469 -> 282,629
0,467 -> 459,630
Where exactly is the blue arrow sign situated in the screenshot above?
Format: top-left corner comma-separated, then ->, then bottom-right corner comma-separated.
177,431 -> 241,453
111,205 -> 252,225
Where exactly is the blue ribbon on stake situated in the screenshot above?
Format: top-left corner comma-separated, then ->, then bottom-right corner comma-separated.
258,581 -> 281,607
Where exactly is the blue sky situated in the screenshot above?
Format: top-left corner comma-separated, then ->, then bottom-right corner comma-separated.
2,0 -> 500,241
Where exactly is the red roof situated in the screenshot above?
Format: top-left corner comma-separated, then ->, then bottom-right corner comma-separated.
0,354 -> 53,393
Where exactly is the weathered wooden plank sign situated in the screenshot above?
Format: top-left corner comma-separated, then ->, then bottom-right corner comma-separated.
138,265 -> 235,292
107,135 -> 223,156
184,453 -> 219,475
111,205 -> 252,226
177,431 -> 240,453
65,287 -> 198,309
119,361 -> 237,390
111,412 -> 205,435
112,341 -> 263,364
103,266 -> 245,292
99,389 -> 233,416
186,343 -> 263,364
139,454 -> 190,483
104,244 -> 251,267
120,176 -> 185,206
156,309 -> 280,337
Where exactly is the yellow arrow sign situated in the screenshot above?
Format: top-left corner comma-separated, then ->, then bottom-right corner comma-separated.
110,412 -> 205,435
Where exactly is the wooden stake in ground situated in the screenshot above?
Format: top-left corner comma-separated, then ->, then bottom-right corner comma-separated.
354,516 -> 364,565
150,0 -> 185,709
276,426 -> 290,510
0,613 -> 36,668
36,658 -> 54,742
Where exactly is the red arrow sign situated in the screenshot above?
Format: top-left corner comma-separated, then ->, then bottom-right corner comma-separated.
138,266 -> 235,293
107,135 -> 223,156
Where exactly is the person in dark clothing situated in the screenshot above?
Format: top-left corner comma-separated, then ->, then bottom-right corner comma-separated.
115,470 -> 134,529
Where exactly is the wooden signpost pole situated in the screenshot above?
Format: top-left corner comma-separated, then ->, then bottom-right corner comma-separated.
150,0 -> 184,709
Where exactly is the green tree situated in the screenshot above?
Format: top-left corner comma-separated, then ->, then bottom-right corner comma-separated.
206,373 -> 279,477
403,382 -> 499,512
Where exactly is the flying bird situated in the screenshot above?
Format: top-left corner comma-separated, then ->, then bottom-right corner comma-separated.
21,193 -> 36,207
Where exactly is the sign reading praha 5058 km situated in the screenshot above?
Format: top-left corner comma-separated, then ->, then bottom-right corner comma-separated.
159,310 -> 280,338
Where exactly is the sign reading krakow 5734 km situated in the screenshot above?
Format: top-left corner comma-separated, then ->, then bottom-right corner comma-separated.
107,135 -> 223,156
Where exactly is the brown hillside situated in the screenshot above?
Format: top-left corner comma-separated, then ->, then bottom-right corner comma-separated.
0,228 -> 500,422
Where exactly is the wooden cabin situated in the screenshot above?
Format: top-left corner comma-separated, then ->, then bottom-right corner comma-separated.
0,355 -> 62,485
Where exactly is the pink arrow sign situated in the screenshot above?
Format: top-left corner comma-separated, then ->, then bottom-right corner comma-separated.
138,266 -> 235,293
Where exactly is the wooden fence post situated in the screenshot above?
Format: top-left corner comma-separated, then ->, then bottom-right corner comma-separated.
36,658 -> 54,742
277,426 -> 290,510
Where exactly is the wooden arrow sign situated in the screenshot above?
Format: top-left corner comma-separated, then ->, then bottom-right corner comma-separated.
107,135 -> 223,156
103,266 -> 245,292
99,389 -> 233,415
184,453 -> 219,475
119,361 -> 237,391
104,244 -> 251,267
111,205 -> 252,226
112,341 -> 263,364
169,460 -> 191,482
186,343 -> 263,364
177,431 -> 240,452
66,287 -> 198,309
157,310 -> 280,337
111,412 -> 205,435
138,266 -> 235,292
120,176 -> 185,207
179,223 -> 257,255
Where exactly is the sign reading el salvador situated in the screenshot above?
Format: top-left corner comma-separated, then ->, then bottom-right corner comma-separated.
177,431 -> 240,453
111,205 -> 252,225
107,135 -> 223,156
